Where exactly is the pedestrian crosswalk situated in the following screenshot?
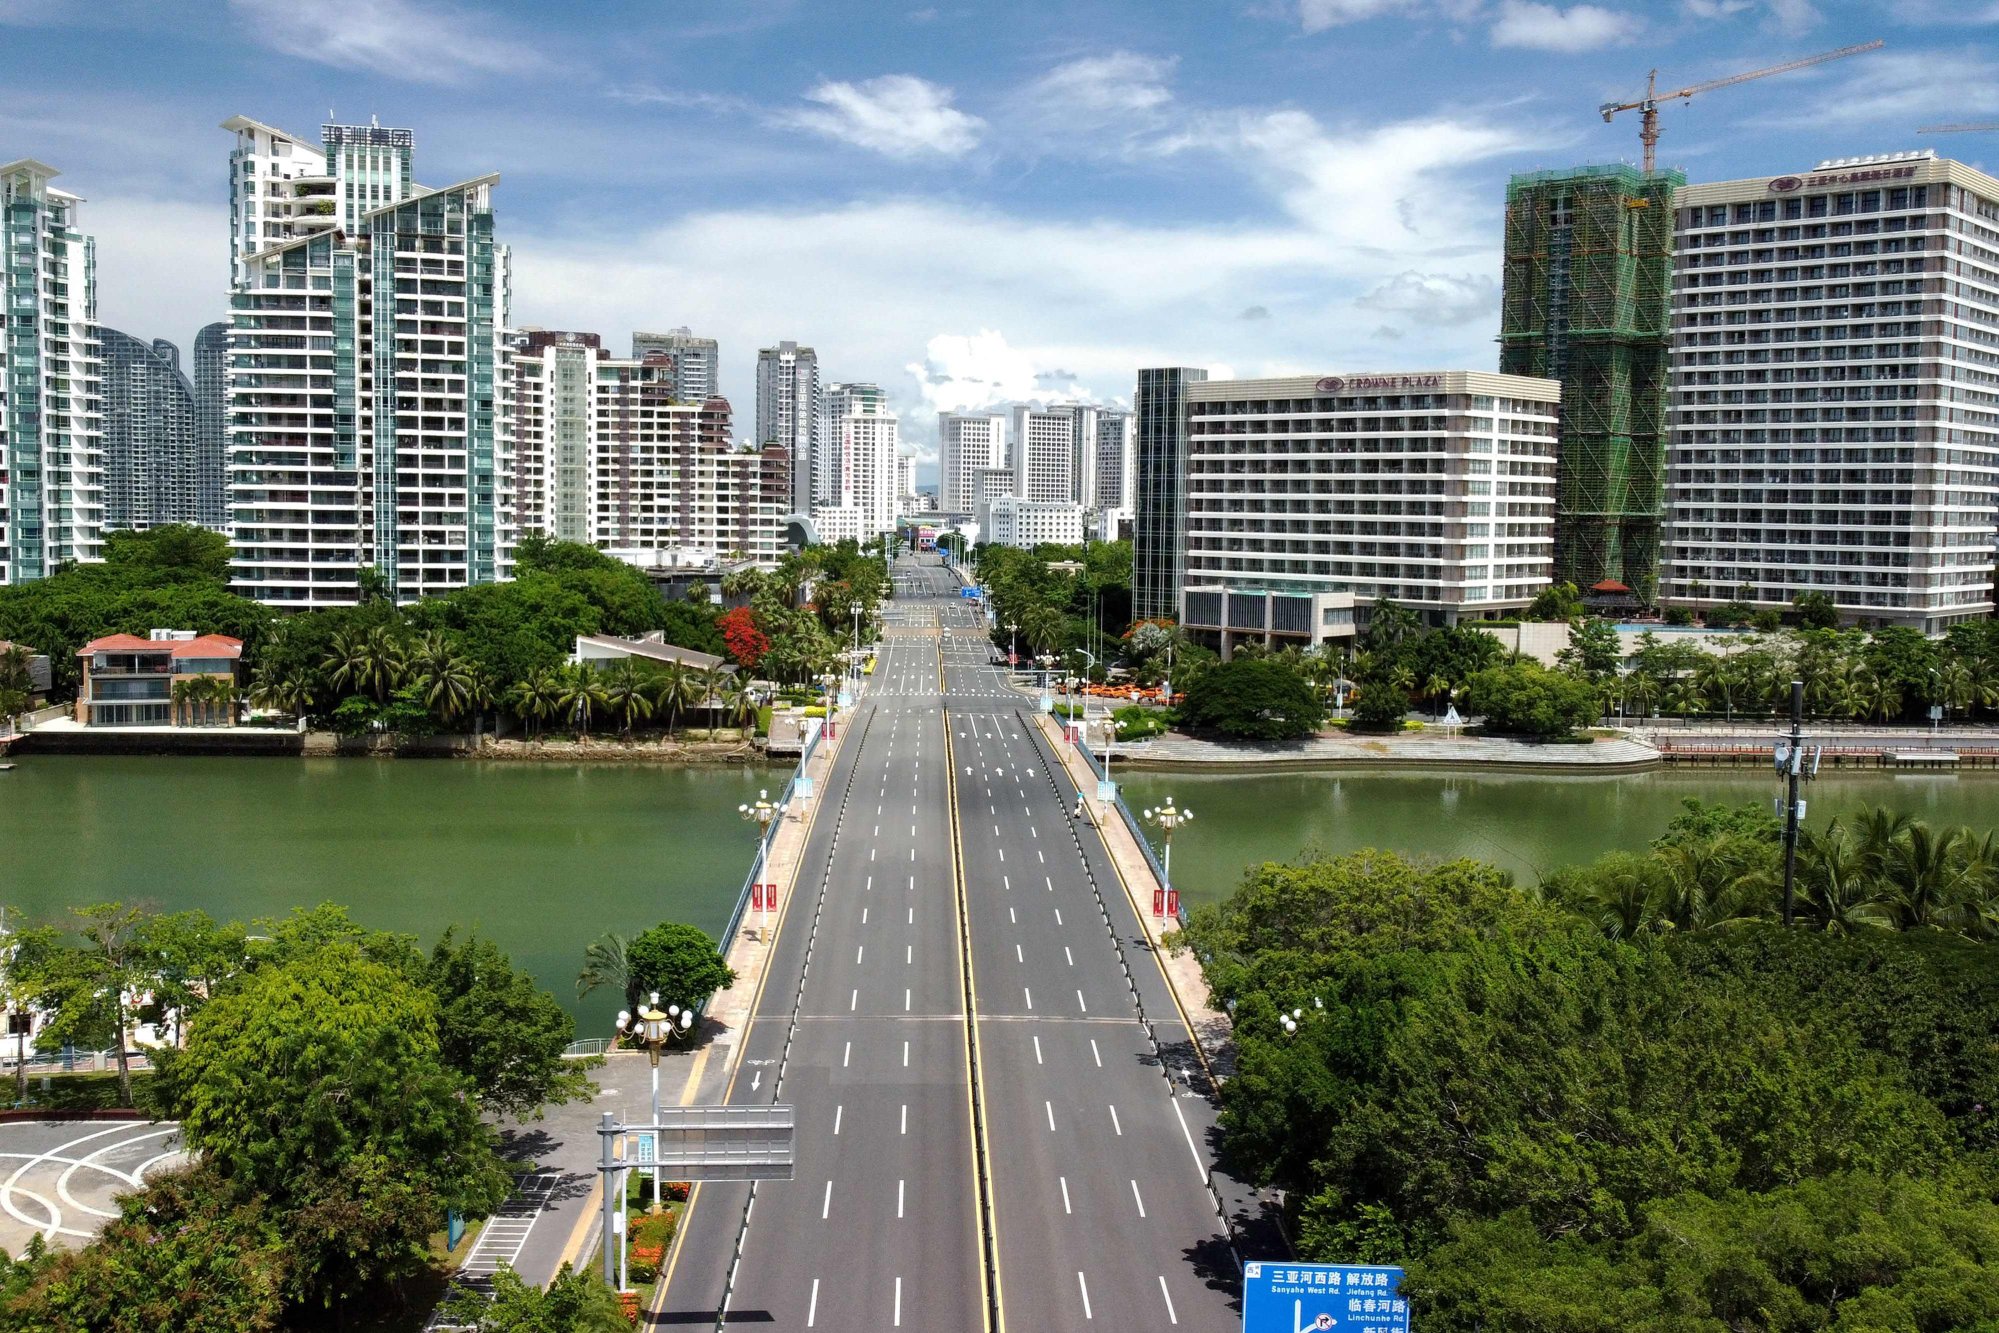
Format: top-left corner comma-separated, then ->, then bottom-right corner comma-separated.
426,1173 -> 559,1328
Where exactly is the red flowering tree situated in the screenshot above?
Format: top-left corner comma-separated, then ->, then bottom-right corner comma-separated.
718,607 -> 770,671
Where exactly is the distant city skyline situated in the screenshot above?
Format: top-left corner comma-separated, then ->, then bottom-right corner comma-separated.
9,0 -> 1991,477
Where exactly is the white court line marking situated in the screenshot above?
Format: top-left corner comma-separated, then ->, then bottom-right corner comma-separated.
1078,1272 -> 1094,1320
901,1104 -> 908,1134
1109,1105 -> 1123,1135
898,1179 -> 906,1218
808,1278 -> 821,1326
1033,1034 -> 1043,1064
822,1180 -> 834,1219
843,1041 -> 852,1067
1091,1039 -> 1102,1067
1131,1179 -> 1147,1218
1077,989 -> 1088,1013
1158,1276 -> 1179,1324
1046,1101 -> 1057,1132
1060,1175 -> 1072,1213
834,1106 -> 843,1135
895,1275 -> 903,1326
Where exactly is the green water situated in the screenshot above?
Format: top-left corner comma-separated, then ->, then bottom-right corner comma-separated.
0,756 -> 778,1028
1115,768 -> 1999,909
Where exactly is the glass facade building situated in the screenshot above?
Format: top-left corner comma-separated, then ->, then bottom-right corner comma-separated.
98,328 -> 202,532
1133,366 -> 1205,621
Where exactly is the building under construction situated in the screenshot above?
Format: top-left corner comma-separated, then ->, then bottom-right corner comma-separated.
1500,163 -> 1680,603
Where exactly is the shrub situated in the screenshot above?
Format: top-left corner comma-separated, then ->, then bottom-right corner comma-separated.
1462,662 -> 1601,738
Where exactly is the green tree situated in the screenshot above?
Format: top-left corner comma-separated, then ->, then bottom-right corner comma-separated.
101,523 -> 233,582
1790,589 -> 1840,629
556,663 -> 605,737
1554,617 -> 1621,683
425,929 -> 593,1120
625,922 -> 737,1017
1523,581 -> 1583,622
22,903 -> 154,1106
413,630 -> 475,726
599,658 -> 654,740
1461,661 -> 1601,737
1178,657 -> 1326,740
0,1162 -> 286,1332
168,943 -> 509,1309
440,1263 -> 627,1332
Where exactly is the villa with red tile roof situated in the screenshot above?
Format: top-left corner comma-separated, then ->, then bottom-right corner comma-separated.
74,631 -> 244,728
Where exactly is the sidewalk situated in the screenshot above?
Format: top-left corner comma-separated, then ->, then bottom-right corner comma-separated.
1033,713 -> 1237,1078
441,716 -> 849,1313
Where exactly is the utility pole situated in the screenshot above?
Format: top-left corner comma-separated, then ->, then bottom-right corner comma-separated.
1779,679 -> 1804,927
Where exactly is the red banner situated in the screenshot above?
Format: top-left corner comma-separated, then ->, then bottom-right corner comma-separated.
1153,887 -> 1165,917
765,883 -> 779,911
1008,651 -> 1018,666
752,883 -> 764,912
1166,888 -> 1179,919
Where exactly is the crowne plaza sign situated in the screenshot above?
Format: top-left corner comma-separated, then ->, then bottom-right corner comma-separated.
1315,373 -> 1443,393
1768,164 -> 1919,193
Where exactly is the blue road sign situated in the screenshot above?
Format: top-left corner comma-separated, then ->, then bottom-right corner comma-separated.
1243,1261 -> 1410,1333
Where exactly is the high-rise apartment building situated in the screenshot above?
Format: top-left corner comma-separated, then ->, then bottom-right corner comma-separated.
223,118 -> 416,288
1133,367 -> 1206,620
631,328 -> 719,404
982,495 -> 1085,549
507,329 -> 787,564
191,322 -> 229,528
1162,370 -> 1558,632
756,341 -> 819,513
938,411 -> 1004,511
812,382 -> 900,543
1,159 -> 101,586
98,329 -> 202,532
1663,150 -> 1999,632
227,116 -> 509,606
1501,163 -> 1680,601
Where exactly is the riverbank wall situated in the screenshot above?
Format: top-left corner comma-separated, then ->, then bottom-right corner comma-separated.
13,726 -> 776,765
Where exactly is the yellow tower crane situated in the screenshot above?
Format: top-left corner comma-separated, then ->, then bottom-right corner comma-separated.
1600,39 -> 1884,174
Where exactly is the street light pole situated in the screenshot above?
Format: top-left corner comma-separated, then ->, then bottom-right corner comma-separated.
738,789 -> 779,937
615,993 -> 694,1214
1141,798 -> 1193,919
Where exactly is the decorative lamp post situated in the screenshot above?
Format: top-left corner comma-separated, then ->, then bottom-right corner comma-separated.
1140,797 -> 1192,919
615,992 -> 694,1215
739,789 -> 779,937
1007,621 -> 1020,670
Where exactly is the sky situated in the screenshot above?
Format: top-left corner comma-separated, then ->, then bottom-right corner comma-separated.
7,0 -> 1999,477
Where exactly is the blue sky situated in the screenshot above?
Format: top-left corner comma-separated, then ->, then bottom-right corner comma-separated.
6,0 -> 1997,471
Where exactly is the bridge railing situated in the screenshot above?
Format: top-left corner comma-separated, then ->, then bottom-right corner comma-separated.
1074,740 -> 1187,929
711,719 -> 823,995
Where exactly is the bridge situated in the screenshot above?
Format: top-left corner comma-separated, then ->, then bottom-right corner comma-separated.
655,553 -> 1244,1330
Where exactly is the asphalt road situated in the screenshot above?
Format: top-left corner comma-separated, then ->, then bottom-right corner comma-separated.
658,554 -> 1238,1330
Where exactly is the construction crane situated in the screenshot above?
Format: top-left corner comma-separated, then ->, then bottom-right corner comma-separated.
1919,124 -> 1999,135
1600,40 -> 1884,174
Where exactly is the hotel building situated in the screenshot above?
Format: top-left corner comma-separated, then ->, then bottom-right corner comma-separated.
1140,369 -> 1559,642
0,159 -> 101,586
756,341 -> 820,514
1663,150 -> 1999,632
815,382 -> 900,542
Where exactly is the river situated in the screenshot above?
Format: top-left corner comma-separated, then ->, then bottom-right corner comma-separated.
1,755 -> 777,1029
6,756 -> 1994,1025
1115,767 -> 1999,910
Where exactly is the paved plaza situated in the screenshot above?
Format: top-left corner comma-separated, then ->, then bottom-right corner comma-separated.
0,1119 -> 186,1255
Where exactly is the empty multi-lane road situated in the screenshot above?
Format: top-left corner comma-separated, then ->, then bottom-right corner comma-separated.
658,554 -> 1238,1330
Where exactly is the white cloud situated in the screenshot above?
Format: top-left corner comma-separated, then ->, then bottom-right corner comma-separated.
1356,271 -> 1499,325
783,75 -> 983,159
1298,0 -> 1419,32
89,197 -> 231,355
1764,0 -> 1819,34
1025,51 -> 1176,119
1490,1 -> 1632,51
1776,49 -> 1999,129
508,107 -> 1524,452
229,0 -> 545,84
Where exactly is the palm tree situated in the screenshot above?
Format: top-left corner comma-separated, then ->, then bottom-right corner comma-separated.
202,674 -> 236,726
1850,806 -> 1916,882
653,661 -> 697,741
1855,667 -> 1902,723
1884,822 -> 1975,930
692,666 -> 730,736
600,659 -> 654,741
721,567 -> 765,604
1422,672 -> 1452,720
1795,822 -> 1894,935
1654,837 -> 1766,931
508,667 -> 563,740
169,677 -> 193,728
466,667 -> 496,744
412,632 -> 473,727
1571,855 -> 1662,940
576,931 -> 642,1012
714,672 -> 754,736
1694,654 -> 1742,722
322,624 -> 407,703
556,664 -> 605,738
